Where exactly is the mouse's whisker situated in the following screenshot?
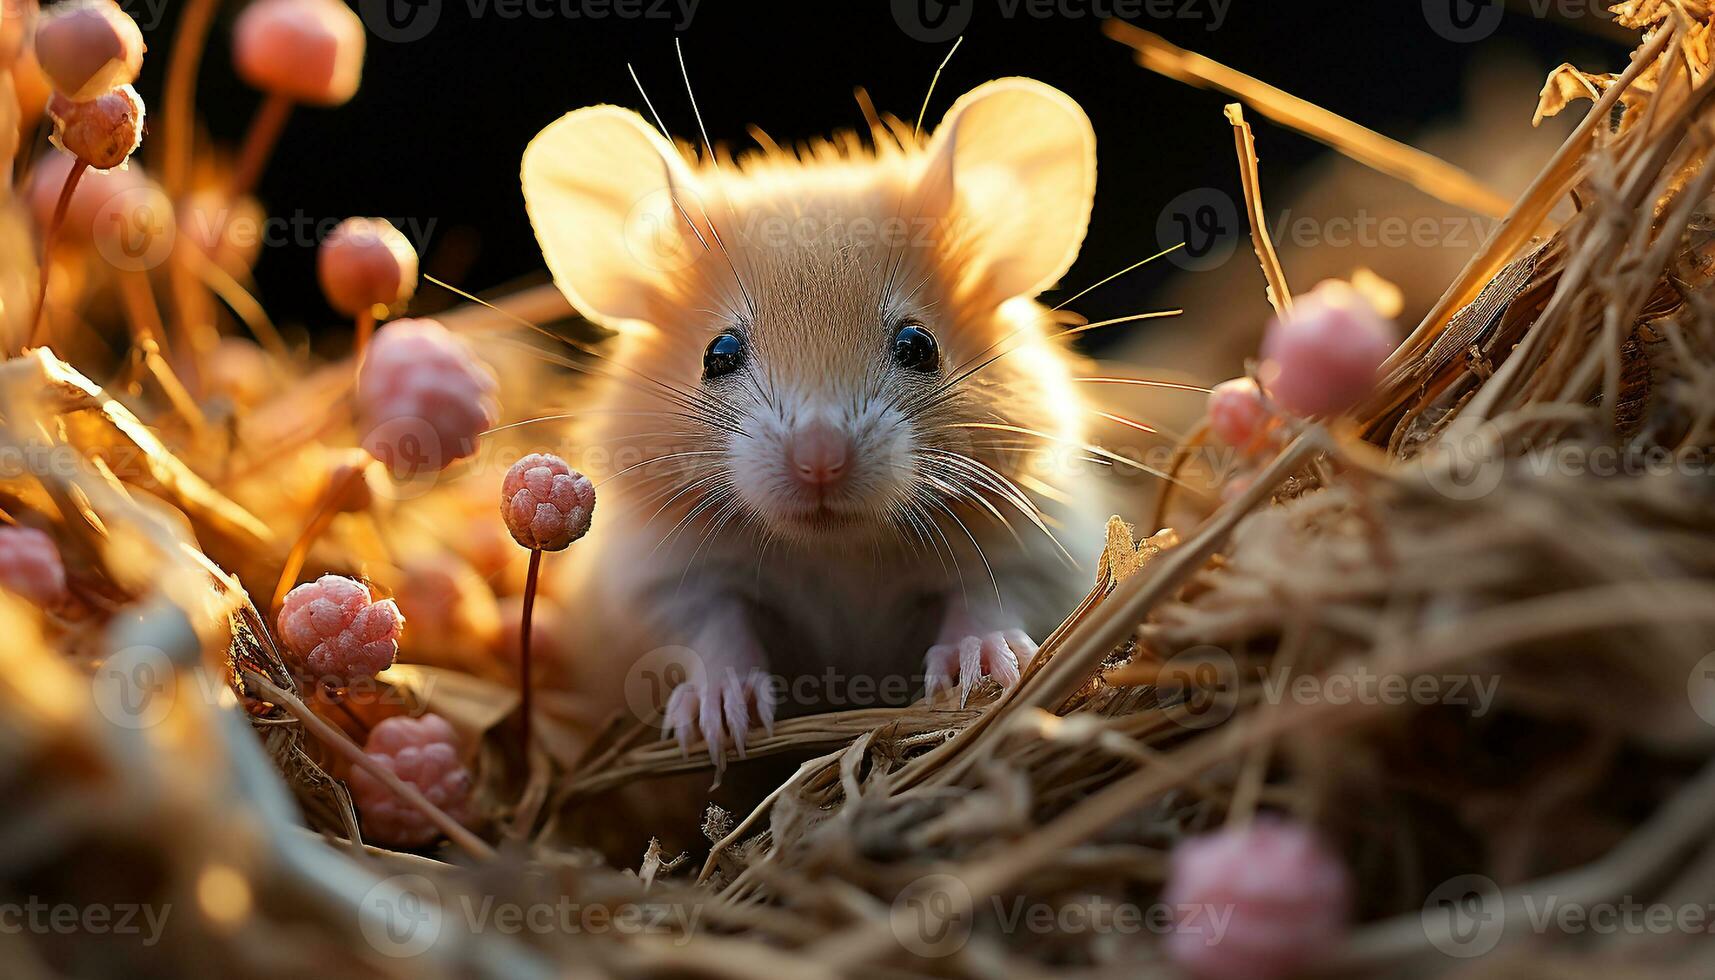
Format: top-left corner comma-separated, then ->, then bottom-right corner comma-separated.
944,421 -> 1212,496
596,450 -> 726,488
917,450 -> 1076,566
1074,376 -> 1213,394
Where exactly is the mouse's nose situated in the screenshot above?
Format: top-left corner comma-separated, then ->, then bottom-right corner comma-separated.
787,419 -> 850,488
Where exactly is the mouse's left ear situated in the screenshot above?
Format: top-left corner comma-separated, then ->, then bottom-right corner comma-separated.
919,78 -> 1096,301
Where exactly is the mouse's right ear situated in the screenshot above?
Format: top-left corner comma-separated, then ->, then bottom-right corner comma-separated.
522,106 -> 703,333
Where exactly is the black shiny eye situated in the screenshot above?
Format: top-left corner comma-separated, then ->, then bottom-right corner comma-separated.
703,332 -> 746,379
892,323 -> 938,372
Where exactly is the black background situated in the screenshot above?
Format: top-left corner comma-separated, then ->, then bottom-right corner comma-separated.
127,0 -> 1623,348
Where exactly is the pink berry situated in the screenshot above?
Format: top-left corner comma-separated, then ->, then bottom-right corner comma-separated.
1162,818 -> 1351,980
1259,282 -> 1396,418
0,526 -> 67,606
318,217 -> 418,317
1205,377 -> 1272,451
32,0 -> 143,101
276,574 -> 403,687
357,318 -> 498,479
501,453 -> 594,552
232,0 -> 364,107
46,82 -> 143,170
346,713 -> 473,847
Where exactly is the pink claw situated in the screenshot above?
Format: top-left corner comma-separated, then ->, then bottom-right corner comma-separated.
276,574 -> 404,688
356,318 -> 499,479
346,713 -> 474,848
663,667 -> 775,768
924,629 -> 1037,707
232,0 -> 365,107
1162,817 -> 1352,980
501,453 -> 595,552
0,526 -> 68,607
1259,281 -> 1396,418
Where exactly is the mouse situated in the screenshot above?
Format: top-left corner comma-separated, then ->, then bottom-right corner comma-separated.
521,77 -> 1109,765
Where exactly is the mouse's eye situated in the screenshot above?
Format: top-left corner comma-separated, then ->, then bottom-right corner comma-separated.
703,332 -> 746,380
891,324 -> 938,373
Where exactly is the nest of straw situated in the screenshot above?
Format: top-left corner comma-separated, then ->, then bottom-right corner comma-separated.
6,5 -> 1715,979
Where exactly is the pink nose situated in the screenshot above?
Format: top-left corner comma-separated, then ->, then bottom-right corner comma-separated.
788,419 -> 850,488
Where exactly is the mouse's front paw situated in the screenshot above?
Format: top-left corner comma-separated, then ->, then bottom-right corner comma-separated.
924,629 -> 1039,707
663,667 -> 777,766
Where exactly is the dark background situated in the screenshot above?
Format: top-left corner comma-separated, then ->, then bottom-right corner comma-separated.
128,0 -> 1625,348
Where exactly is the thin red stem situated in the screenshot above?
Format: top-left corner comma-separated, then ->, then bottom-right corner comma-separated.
229,93 -> 293,200
29,159 -> 89,349
520,548 -> 542,762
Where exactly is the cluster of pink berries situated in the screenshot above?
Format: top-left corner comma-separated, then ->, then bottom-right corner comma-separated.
356,319 -> 500,478
346,713 -> 474,848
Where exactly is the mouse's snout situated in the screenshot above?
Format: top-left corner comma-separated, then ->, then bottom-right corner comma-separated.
787,418 -> 850,488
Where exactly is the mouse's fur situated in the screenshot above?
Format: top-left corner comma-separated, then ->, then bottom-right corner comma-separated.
522,78 -> 1108,763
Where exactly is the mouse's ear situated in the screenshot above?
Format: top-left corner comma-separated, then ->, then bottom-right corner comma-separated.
522,106 -> 704,332
919,78 -> 1096,301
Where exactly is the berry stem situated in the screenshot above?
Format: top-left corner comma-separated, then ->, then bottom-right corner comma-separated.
29,158 -> 90,350
354,307 -> 375,361
269,459 -> 368,618
229,92 -> 293,200
520,548 -> 542,763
